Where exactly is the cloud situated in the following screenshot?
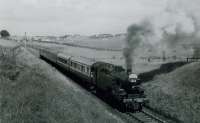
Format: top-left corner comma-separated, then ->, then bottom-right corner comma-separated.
0,0 -> 199,36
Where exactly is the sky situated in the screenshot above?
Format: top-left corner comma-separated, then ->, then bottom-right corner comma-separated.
0,0 -> 169,36
2,0 -> 199,37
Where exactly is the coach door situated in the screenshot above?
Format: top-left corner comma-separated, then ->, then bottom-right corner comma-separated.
91,66 -> 97,85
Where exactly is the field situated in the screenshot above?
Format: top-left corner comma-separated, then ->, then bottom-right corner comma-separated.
33,35 -> 125,50
28,41 -> 124,65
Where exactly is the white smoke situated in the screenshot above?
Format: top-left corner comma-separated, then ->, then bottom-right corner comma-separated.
141,0 -> 200,54
124,0 -> 200,67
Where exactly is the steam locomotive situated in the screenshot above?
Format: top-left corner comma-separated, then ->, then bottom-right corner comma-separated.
39,48 -> 148,112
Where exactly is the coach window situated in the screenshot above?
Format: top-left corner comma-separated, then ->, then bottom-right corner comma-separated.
77,64 -> 80,70
58,57 -> 61,62
78,64 -> 81,70
87,67 -> 90,73
65,59 -> 67,64
101,68 -> 110,75
72,62 -> 74,67
60,58 -> 65,64
77,64 -> 79,70
81,65 -> 85,72
79,64 -> 81,70
74,63 -> 76,68
76,63 -> 79,70
72,62 -> 75,68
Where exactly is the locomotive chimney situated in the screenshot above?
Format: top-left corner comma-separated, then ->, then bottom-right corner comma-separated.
162,50 -> 166,62
127,68 -> 132,75
125,54 -> 133,75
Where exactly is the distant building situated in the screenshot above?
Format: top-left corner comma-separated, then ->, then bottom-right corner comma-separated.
89,34 -> 114,39
115,33 -> 126,37
97,34 -> 113,38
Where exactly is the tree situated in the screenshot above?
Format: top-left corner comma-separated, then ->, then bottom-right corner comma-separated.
0,30 -> 10,38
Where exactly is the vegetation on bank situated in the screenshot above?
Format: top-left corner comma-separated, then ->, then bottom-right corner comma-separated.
0,30 -> 10,38
0,47 -> 124,123
143,62 -> 200,123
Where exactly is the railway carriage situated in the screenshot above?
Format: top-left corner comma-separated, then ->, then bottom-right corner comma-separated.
69,56 -> 94,82
39,48 -> 58,63
57,53 -> 71,71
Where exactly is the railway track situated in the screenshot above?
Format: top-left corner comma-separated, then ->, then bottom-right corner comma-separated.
126,110 -> 167,123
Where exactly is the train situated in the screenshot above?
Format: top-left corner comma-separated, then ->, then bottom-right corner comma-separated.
39,48 -> 148,112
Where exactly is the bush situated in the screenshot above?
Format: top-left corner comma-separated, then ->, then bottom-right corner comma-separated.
143,62 -> 200,123
0,30 -> 10,38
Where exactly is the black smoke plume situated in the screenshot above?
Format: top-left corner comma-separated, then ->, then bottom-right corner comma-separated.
123,21 -> 152,73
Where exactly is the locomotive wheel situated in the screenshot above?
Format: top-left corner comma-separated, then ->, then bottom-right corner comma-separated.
138,103 -> 143,112
119,103 -> 126,112
89,86 -> 97,94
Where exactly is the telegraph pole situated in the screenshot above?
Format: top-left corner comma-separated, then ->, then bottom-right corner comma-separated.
24,32 -> 27,49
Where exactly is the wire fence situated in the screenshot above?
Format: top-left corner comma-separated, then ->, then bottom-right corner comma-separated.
0,45 -> 22,64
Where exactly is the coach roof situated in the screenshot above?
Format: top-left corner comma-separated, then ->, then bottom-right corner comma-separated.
57,53 -> 96,66
57,53 -> 71,59
70,56 -> 96,66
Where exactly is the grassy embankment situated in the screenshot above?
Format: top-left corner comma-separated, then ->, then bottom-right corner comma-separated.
0,47 -> 124,123
143,62 -> 200,123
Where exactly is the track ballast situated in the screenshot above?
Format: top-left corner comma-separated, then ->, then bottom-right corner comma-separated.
126,110 -> 167,123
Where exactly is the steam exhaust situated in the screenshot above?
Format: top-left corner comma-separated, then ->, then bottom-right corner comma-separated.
123,21 -> 152,74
